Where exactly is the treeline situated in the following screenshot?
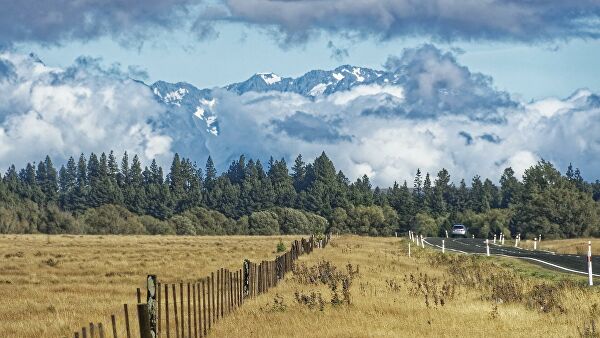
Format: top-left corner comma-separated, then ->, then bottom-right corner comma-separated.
1,151 -> 599,238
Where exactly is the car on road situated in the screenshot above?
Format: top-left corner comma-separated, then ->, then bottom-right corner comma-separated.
451,224 -> 467,237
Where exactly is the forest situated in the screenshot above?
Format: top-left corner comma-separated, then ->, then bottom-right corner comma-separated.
1,151 -> 599,239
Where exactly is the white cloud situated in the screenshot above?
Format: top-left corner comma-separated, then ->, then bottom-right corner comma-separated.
204,84 -> 600,186
0,52 -> 173,170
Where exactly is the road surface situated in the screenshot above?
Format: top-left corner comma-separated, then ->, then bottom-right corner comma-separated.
422,237 -> 600,277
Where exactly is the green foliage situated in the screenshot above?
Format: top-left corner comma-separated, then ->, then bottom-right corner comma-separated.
276,239 -> 286,253
248,210 -> 280,235
81,204 -> 146,234
2,150 -> 600,239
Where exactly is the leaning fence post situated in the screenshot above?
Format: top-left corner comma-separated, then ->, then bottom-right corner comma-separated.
124,304 -> 131,338
588,241 -> 594,286
137,303 -> 152,338
146,275 -> 157,338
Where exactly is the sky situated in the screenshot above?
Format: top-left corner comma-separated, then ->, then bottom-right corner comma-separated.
1,0 -> 600,185
14,25 -> 600,101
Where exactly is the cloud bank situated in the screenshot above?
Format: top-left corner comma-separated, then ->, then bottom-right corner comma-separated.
1,45 -> 600,186
0,52 -> 173,169
2,1 -> 600,46
210,0 -> 600,44
0,0 -> 194,45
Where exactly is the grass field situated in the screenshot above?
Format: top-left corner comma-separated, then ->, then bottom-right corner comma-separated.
535,238 -> 600,255
0,235 -> 290,338
1,235 -> 599,338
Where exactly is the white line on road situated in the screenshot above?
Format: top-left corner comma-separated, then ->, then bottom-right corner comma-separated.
422,238 -> 600,277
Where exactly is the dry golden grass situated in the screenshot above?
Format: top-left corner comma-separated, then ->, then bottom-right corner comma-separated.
1,235 -> 599,338
536,238 -> 600,255
212,236 -> 600,338
0,234 -> 292,338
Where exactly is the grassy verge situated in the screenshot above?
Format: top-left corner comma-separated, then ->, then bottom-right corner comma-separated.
212,236 -> 600,337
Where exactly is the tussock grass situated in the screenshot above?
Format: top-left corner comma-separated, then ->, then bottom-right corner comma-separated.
538,238 -> 600,255
0,234 -> 289,338
1,235 -> 599,337
211,236 -> 600,338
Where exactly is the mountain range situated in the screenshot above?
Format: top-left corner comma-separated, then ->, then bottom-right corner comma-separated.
150,65 -> 396,138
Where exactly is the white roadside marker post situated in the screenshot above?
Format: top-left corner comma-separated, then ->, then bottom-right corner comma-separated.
501,234 -> 505,246
534,238 -> 537,250
416,234 -> 419,247
588,241 -> 593,286
486,239 -> 490,257
515,234 -> 519,248
395,232 -> 397,237
408,242 -> 411,258
538,234 -> 542,249
442,240 -> 445,254
421,235 -> 425,249
493,234 -> 496,244
445,230 -> 449,238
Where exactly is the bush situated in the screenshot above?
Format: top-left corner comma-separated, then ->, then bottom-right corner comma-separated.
176,207 -> 239,235
277,239 -> 286,252
273,207 -> 328,235
139,215 -> 174,235
41,205 -> 82,234
248,211 -> 280,235
170,215 -> 196,235
81,204 -> 146,234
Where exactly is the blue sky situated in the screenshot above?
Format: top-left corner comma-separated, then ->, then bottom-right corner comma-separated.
14,23 -> 600,101
2,1 -> 600,184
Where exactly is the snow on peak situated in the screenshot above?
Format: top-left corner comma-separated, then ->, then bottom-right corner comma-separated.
200,98 -> 216,109
258,73 -> 282,85
332,72 -> 345,81
309,83 -> 330,97
352,67 -> 365,82
193,106 -> 205,119
164,88 -> 188,106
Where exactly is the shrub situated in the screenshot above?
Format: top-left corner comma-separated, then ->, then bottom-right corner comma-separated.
170,215 -> 196,235
248,211 -> 280,235
276,239 -> 286,252
81,204 -> 146,234
139,215 -> 175,235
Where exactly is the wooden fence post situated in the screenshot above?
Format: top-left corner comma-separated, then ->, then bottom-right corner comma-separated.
157,282 -> 161,338
179,283 -> 184,338
98,323 -> 106,338
211,272 -> 216,325
124,304 -> 131,338
172,284 -> 179,338
192,283 -> 197,338
137,303 -> 152,338
164,284 -> 170,338
187,283 -> 191,338
146,275 -> 157,338
111,315 -> 118,338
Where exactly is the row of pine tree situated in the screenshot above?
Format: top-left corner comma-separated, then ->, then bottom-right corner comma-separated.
1,151 -> 599,238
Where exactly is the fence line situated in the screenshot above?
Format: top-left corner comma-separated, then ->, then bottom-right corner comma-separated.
69,234 -> 331,338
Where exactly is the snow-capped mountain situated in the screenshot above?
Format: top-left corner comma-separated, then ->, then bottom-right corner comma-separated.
225,65 -> 392,97
151,80 -> 219,136
150,65 -> 399,140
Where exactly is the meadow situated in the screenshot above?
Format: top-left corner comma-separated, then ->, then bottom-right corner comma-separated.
0,235 -> 289,338
1,235 -> 598,337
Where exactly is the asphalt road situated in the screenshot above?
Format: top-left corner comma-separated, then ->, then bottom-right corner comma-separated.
422,237 -> 600,277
